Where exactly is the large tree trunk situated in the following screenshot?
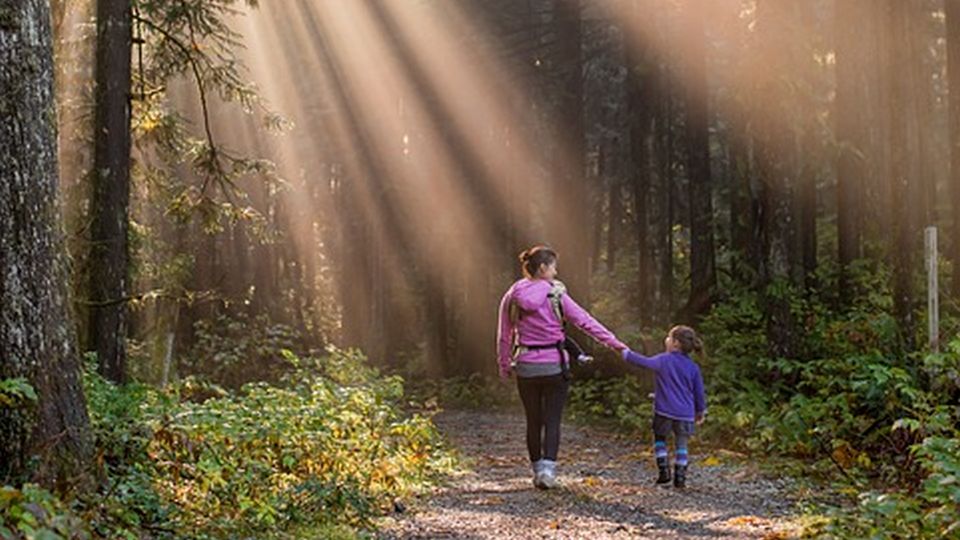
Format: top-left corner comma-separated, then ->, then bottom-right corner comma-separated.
656,81 -> 675,323
835,0 -> 867,303
887,0 -> 918,350
754,0 -> 799,360
798,134 -> 818,291
606,167 -> 621,272
627,1 -> 655,325
88,0 -> 132,383
553,0 -> 590,299
796,2 -> 818,290
908,4 -> 935,228
729,113 -> 754,266
0,0 -> 92,486
682,0 -> 716,319
947,0 -> 960,294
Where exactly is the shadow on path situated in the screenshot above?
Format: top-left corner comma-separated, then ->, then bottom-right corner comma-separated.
378,409 -> 799,539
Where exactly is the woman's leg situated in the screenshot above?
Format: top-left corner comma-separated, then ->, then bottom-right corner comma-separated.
517,376 -> 545,462
541,374 -> 569,461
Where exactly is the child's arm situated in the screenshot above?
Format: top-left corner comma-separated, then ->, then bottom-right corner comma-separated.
496,290 -> 515,378
621,349 -> 664,371
692,366 -> 707,421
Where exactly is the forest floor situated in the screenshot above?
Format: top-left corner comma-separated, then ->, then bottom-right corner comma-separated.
377,409 -> 806,539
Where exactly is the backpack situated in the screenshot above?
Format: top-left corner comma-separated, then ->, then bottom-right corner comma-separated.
512,280 -> 587,380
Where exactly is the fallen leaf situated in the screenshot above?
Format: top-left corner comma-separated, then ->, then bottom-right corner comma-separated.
702,456 -> 722,467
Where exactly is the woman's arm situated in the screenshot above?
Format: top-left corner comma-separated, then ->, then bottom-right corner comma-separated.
496,289 -> 515,378
621,349 -> 664,371
561,294 -> 626,351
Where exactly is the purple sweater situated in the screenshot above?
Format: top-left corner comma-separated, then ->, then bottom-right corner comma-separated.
497,278 -> 625,375
622,350 -> 707,422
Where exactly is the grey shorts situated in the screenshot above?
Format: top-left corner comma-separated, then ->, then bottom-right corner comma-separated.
653,414 -> 695,440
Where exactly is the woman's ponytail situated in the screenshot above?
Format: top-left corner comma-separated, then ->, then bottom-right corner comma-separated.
519,245 -> 558,278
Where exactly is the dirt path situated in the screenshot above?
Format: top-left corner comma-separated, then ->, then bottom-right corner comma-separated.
378,409 -> 802,539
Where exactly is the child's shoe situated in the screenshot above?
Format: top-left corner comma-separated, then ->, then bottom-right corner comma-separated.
673,464 -> 687,489
655,457 -> 671,484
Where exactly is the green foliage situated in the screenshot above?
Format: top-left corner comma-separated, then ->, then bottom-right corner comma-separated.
133,0 -> 284,226
587,257 -> 960,537
0,484 -> 87,540
567,376 -> 653,434
0,379 -> 37,409
1,348 -> 453,539
408,373 -> 517,411
183,313 -> 303,388
825,435 -> 960,540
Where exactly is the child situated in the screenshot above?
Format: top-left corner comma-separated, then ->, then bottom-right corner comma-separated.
622,325 -> 707,488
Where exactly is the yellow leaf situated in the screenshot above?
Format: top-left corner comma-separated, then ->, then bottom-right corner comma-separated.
728,516 -> 764,527
702,456 -> 722,467
582,476 -> 601,487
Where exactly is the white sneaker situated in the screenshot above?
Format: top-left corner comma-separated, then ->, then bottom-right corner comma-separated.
539,460 -> 559,489
532,460 -> 545,488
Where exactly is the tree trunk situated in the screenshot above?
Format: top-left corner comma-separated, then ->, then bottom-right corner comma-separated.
835,0 -> 867,303
887,0 -> 918,350
0,0 -> 92,486
553,0 -> 590,299
88,0 -> 132,383
425,277 -> 449,377
606,175 -> 621,273
730,114 -> 754,265
657,81 -> 675,322
682,0 -> 716,319
755,0 -> 799,359
627,4 -> 655,325
947,0 -> 960,294
798,134 -> 818,290
908,4 -> 934,228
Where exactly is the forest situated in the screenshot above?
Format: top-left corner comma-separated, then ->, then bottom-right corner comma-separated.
2,0 -> 960,538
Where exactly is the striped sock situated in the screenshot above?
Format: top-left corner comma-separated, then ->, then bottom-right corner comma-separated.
676,447 -> 689,466
654,440 -> 668,460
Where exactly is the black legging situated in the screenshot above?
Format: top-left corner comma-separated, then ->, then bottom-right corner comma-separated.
516,374 -> 569,462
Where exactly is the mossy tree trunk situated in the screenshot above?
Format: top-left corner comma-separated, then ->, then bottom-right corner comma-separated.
0,0 -> 92,487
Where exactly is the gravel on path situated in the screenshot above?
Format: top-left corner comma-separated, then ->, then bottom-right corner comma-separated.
378,410 -> 802,539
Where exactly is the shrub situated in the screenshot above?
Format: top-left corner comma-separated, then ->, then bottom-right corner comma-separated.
2,348 -> 455,540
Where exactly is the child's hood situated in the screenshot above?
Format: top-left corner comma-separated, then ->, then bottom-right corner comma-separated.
511,278 -> 552,311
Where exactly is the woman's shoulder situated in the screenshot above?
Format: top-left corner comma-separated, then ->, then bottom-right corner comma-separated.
510,278 -> 552,310
510,277 -> 552,292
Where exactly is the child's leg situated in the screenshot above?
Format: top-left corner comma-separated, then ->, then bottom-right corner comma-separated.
654,438 -> 669,465
652,415 -> 672,483
672,421 -> 694,488
675,430 -> 689,467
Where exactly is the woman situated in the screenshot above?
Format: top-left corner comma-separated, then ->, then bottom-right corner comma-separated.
497,246 -> 626,489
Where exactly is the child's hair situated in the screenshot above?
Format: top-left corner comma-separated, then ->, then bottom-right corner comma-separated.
669,325 -> 704,355
519,246 -> 558,279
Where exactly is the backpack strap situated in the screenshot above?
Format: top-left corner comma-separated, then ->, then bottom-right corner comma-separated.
547,280 -> 567,323
508,298 -> 521,324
